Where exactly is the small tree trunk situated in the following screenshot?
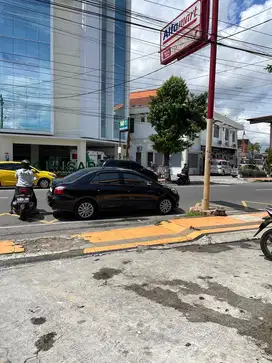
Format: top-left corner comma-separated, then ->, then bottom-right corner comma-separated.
163,153 -> 170,181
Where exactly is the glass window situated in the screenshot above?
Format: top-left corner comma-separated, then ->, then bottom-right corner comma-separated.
0,163 -> 13,170
232,131 -> 236,142
94,172 -> 121,184
225,129 -> 229,141
213,124 -> 220,138
117,161 -> 130,169
130,162 -> 142,171
141,116 -> 145,123
10,164 -> 22,171
0,0 -> 52,132
122,172 -> 148,186
63,169 -> 90,183
188,154 -> 198,168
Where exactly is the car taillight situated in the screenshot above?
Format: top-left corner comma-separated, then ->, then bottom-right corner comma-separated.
19,188 -> 28,194
54,186 -> 65,195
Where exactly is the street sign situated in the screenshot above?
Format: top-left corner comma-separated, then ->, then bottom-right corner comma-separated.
119,119 -> 129,132
160,0 -> 209,65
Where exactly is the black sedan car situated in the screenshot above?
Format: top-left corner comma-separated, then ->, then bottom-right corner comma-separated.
47,167 -> 179,220
103,159 -> 158,181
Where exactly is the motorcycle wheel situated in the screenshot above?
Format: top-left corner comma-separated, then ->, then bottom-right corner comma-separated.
19,205 -> 27,221
260,229 -> 272,261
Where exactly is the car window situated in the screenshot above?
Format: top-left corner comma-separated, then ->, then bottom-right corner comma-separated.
0,163 -> 15,170
130,162 -> 142,171
104,160 -> 116,167
217,161 -> 221,166
12,164 -> 23,171
63,169 -> 91,182
122,172 -> 148,186
116,161 -> 130,169
92,172 -> 121,184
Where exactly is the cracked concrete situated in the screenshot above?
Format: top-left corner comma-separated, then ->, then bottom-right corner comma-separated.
0,240 -> 272,362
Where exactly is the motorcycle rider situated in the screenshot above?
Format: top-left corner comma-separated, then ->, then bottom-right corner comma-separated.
182,163 -> 189,182
10,159 -> 37,213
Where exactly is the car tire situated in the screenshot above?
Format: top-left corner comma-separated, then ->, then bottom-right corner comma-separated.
158,197 -> 173,215
75,199 -> 97,220
38,178 -> 50,189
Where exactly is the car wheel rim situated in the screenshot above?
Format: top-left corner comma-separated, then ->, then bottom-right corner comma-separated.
78,202 -> 94,219
266,236 -> 272,254
40,179 -> 49,188
160,199 -> 172,214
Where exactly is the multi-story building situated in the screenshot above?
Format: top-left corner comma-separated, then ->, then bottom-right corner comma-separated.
129,89 -> 243,175
0,0 -> 130,169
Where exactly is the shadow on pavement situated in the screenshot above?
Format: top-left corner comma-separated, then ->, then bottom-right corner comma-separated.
211,200 -> 259,213
23,209 -> 53,223
53,208 -> 185,222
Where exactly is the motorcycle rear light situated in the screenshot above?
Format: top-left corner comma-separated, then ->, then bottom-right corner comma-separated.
19,188 -> 28,193
54,186 -> 65,195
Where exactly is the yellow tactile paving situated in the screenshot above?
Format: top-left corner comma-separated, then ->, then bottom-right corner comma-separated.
160,221 -> 186,233
0,240 -> 24,255
172,216 -> 240,228
77,225 -> 180,243
83,221 -> 261,255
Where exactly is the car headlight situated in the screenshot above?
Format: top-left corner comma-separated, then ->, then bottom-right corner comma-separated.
171,187 -> 178,195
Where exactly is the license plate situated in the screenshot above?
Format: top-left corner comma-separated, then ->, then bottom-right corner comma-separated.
17,198 -> 29,203
50,187 -> 53,193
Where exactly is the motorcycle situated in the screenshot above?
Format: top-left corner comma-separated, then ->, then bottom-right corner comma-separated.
12,186 -> 36,221
254,207 -> 272,261
177,173 -> 190,186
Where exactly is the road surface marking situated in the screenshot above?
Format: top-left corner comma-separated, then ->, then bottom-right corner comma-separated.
242,201 -> 248,207
40,219 -> 57,224
256,189 -> 272,191
243,201 -> 270,205
0,197 -> 8,199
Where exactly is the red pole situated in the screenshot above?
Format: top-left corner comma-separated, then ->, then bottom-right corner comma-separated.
202,0 -> 219,210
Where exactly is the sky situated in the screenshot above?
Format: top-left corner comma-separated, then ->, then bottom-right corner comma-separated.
130,0 -> 272,149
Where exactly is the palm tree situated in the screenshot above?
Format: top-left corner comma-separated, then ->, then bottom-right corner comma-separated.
247,142 -> 261,160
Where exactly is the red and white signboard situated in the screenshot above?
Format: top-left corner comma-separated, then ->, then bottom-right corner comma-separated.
160,0 -> 210,65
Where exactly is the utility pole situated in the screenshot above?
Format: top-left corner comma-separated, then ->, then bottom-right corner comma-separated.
0,94 -> 3,129
202,0 -> 219,210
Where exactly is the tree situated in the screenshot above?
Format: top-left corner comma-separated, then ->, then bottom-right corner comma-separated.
247,142 -> 261,160
266,65 -> 272,73
148,76 -> 207,170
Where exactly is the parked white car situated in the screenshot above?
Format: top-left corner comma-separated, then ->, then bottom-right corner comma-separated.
210,159 -> 232,175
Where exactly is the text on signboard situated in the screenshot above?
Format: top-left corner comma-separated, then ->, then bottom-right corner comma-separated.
163,6 -> 198,43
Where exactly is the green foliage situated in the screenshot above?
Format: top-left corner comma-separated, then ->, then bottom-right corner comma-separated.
247,142 -> 261,158
266,65 -> 272,73
264,148 -> 272,175
148,76 -> 207,165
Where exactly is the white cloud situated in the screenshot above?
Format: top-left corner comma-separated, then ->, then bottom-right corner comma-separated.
130,0 -> 272,149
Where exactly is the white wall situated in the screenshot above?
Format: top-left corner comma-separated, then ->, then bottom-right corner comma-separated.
52,0 -> 82,138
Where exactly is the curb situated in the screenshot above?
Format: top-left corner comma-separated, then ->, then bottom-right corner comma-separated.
0,227 -> 260,267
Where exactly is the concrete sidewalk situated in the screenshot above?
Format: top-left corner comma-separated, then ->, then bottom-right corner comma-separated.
0,211 -> 266,264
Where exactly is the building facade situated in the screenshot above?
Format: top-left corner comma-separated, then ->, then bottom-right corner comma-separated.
0,0 -> 130,169
129,90 -> 243,176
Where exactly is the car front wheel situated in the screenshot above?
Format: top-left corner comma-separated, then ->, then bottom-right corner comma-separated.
38,178 -> 50,189
75,200 -> 97,220
158,198 -> 173,215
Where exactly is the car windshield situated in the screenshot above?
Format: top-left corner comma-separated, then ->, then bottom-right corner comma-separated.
62,169 -> 91,182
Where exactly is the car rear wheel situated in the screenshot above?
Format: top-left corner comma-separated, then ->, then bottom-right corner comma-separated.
158,198 -> 173,215
38,178 -> 50,189
75,200 -> 97,220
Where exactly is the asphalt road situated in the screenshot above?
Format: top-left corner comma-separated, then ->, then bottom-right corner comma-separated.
0,182 -> 271,239
1,240 -> 272,362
